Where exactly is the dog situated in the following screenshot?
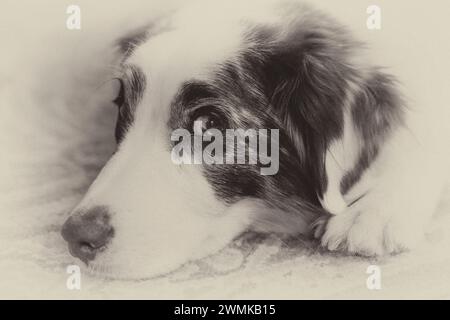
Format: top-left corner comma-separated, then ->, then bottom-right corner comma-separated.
61,0 -> 448,279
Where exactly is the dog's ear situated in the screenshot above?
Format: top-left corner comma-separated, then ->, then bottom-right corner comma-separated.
248,19 -> 404,197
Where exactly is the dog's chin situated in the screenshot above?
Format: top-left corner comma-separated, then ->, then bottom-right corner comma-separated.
80,229 -> 249,280
78,251 -> 191,281
84,261 -> 181,281
83,246 -> 234,280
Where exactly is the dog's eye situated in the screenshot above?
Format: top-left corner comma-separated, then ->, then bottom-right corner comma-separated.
194,115 -> 218,133
113,78 -> 125,107
192,108 -> 225,134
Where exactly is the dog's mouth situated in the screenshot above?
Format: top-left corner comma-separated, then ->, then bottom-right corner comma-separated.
67,242 -> 109,266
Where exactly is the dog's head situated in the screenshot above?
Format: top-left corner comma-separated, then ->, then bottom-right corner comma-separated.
61,1 -> 403,279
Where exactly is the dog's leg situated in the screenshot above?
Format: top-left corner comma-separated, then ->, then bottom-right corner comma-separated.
320,127 -> 444,256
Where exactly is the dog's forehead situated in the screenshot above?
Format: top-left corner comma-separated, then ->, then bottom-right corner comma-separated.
125,0 -> 291,88
129,25 -> 243,86
117,1 -> 293,131
121,23 -> 247,130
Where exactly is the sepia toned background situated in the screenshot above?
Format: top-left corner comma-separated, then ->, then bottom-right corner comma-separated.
0,0 -> 449,299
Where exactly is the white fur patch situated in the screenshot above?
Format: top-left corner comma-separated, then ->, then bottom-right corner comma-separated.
321,110 -> 360,214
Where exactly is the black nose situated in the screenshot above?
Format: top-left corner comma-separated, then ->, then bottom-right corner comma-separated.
61,206 -> 114,264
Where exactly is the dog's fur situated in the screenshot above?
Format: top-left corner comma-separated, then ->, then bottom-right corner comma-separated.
61,0 -> 448,279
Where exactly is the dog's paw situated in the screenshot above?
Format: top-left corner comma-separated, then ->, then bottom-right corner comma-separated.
311,214 -> 331,239
319,199 -> 419,256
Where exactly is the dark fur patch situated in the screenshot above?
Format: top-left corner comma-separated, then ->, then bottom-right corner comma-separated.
115,64 -> 146,143
167,15 -> 363,227
167,7 -> 404,233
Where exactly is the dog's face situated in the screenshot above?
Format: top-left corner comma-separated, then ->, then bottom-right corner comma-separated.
61,1 -> 402,279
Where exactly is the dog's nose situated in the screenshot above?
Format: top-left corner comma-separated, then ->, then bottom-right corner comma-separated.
61,206 -> 114,264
